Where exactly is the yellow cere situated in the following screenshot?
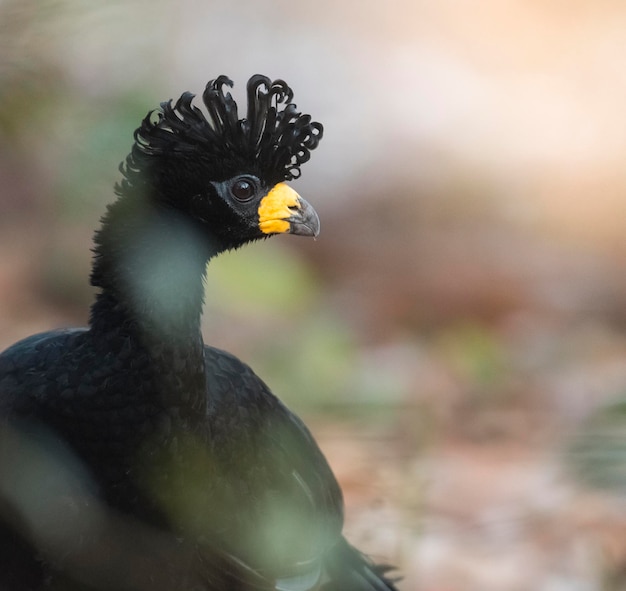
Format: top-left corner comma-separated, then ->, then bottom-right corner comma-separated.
258,183 -> 301,234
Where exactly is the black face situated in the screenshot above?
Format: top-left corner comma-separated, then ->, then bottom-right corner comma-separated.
181,174 -> 267,249
155,157 -> 319,252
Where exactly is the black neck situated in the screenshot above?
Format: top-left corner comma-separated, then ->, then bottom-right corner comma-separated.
89,195 -> 216,399
92,193 -> 216,319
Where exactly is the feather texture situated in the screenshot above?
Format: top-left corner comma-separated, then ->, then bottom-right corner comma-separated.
117,75 -> 323,199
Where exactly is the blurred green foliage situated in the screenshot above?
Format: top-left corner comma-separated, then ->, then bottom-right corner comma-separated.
567,395 -> 626,497
209,242 -> 320,317
53,95 -> 155,218
207,242 -> 414,421
262,313 -> 357,407
207,244 -> 364,413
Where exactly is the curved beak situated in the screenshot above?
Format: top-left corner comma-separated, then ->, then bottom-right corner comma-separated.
287,196 -> 320,237
258,183 -> 320,238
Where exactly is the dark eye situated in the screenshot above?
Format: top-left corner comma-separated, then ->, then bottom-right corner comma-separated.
231,178 -> 256,202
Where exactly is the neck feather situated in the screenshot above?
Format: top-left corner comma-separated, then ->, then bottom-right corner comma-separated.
89,195 -> 215,348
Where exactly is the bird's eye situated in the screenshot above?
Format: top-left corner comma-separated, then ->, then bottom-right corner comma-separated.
231,178 -> 256,202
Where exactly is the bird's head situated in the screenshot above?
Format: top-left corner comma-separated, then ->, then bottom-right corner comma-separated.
116,75 -> 323,251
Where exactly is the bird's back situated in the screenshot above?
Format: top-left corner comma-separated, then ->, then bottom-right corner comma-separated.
0,331 -> 345,589
0,328 -> 88,414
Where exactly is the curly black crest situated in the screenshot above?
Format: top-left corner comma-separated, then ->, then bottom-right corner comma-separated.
117,75 -> 323,195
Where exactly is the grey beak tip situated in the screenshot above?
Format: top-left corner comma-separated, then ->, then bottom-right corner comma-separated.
289,198 -> 320,238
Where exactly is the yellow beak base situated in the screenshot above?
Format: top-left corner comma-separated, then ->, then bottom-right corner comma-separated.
258,183 -> 320,237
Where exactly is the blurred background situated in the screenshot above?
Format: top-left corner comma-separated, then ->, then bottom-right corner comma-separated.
2,0 -> 626,589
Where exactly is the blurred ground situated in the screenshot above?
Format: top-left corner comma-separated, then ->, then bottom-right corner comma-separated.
2,1 -> 626,589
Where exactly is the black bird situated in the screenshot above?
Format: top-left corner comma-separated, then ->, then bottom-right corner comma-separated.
0,75 -> 398,591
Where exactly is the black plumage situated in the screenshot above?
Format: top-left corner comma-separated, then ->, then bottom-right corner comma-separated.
0,75 -> 398,591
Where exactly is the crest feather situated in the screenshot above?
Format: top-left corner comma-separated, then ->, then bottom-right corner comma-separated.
117,75 -> 323,195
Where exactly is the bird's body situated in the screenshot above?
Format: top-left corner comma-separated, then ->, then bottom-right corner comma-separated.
0,76 -> 398,591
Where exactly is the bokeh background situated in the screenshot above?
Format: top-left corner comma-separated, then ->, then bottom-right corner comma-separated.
2,1 -> 626,589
